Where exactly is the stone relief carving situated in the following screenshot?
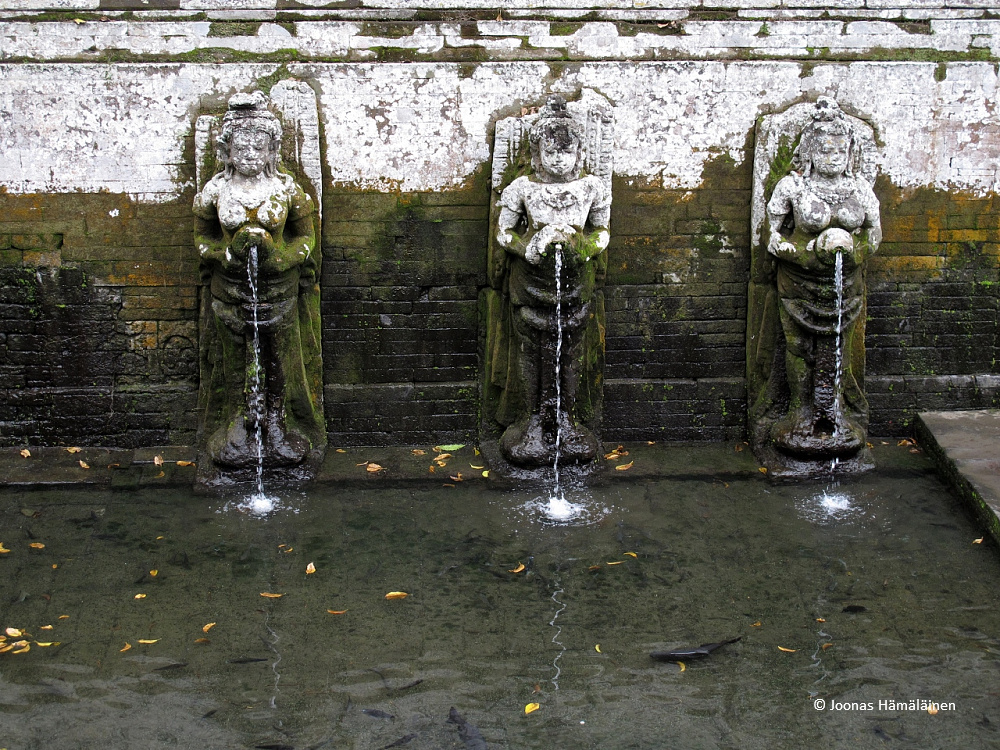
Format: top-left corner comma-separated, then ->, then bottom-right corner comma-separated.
748,97 -> 881,479
193,84 -> 325,488
483,91 -> 614,469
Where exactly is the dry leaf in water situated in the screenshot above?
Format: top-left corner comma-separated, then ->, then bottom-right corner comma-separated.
524,703 -> 540,715
202,623 -> 216,633
615,461 -> 634,471
134,594 -> 146,599
5,628 -> 22,637
138,639 -> 159,644
509,563 -> 525,573
366,463 -> 383,473
384,591 -> 408,600
973,537 -> 984,544
66,447 -> 82,454
777,646 -> 797,653
120,643 -> 132,652
29,543 -> 45,549
260,592 -> 284,599
176,460 -> 195,467
154,455 -> 164,466
624,552 -> 637,558
79,460 -> 90,469
19,448 -> 30,458
306,562 -> 316,575
411,449 -> 426,456
327,609 -> 348,615
194,637 -> 210,644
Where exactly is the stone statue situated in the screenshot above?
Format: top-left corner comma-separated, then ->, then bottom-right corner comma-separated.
193,90 -> 325,484
748,97 -> 881,478
483,93 -> 613,468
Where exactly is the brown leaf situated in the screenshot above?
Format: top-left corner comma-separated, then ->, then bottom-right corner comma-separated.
411,449 -> 426,456
821,643 -> 834,651
194,637 -> 210,644
154,455 -> 164,466
260,592 -> 283,598
66,447 -> 82,454
366,463 -> 383,473
385,591 -> 408,600
449,473 -> 464,482
79,460 -> 90,470
615,461 -> 633,471
120,643 -> 132,652
777,646 -> 797,653
29,542 -> 45,549
176,460 -> 195,467
19,448 -> 30,458
202,623 -> 216,633
509,563 -> 525,573
137,639 -> 159,644
306,562 -> 316,574
327,609 -> 348,615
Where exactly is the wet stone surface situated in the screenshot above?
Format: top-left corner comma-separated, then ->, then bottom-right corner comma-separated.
0,444 -> 998,749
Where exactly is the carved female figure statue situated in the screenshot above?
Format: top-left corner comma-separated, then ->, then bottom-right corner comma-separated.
764,97 -> 881,459
193,92 -> 324,474
492,95 -> 611,466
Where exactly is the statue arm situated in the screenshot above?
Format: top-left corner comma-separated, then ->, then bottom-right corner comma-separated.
580,184 -> 611,262
858,180 -> 882,256
766,176 -> 800,261
193,188 -> 229,267
268,184 -> 317,275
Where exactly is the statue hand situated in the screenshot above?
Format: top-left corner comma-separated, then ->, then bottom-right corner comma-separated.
814,227 -> 855,266
767,232 -> 797,260
231,227 -> 274,260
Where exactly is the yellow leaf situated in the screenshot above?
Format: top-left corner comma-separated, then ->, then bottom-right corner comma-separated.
525,703 -> 540,714
595,644 -> 601,653
482,470 -> 489,478
751,621 -> 762,627
678,661 -> 686,672
356,461 -> 369,466
647,441 -> 656,445
606,561 -> 623,565
202,623 -> 216,633
435,453 -> 452,461
588,565 -> 601,571
624,552 -> 637,558
79,460 -> 89,470
154,455 -> 164,466
155,471 -> 165,478
176,460 -> 195,467
134,594 -> 146,599
35,641 -> 56,647
335,448 -> 346,453
306,562 -> 316,574
449,474 -> 463,482
470,464 -> 484,469
366,463 -> 383,473
138,639 -> 159,644
149,569 -> 158,577
815,618 -> 826,623
385,591 -> 408,600
29,543 -> 45,549
12,643 -> 30,654
615,461 -> 634,471
973,537 -> 984,544
443,483 -> 456,488
0,543 -> 9,554
474,447 -> 480,455
19,448 -> 30,458
72,18 -> 85,24
66,447 -> 82,454
411,449 -> 426,456
120,643 -> 132,652
156,536 -> 164,540
758,467 -> 768,474
327,609 -> 348,615
927,704 -> 939,715
58,615 -> 69,620
52,564 -> 58,569
5,628 -> 22,637
509,563 -> 525,573
821,643 -> 834,651
283,547 -> 294,553
39,625 -> 53,631
260,592 -> 283,598
0,644 -> 12,654
777,646 -> 797,653
194,637 -> 210,644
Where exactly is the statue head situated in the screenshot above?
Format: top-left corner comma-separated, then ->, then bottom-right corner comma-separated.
217,91 -> 283,179
528,95 -> 586,183
795,97 -> 858,179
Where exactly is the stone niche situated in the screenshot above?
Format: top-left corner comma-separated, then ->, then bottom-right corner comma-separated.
747,97 -> 882,481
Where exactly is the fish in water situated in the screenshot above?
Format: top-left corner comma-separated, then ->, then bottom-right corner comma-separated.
448,707 -> 488,750
650,636 -> 742,661
380,734 -> 417,749
227,657 -> 269,664
362,708 -> 395,719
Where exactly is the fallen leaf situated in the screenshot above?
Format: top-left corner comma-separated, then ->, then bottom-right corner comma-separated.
624,552 -> 637,558
436,444 -> 465,452
470,464 -> 484,469
79,460 -> 90,470
615,461 -> 634,471
155,471 -> 165,478
278,544 -> 286,548
595,644 -> 601,653
149,569 -> 158,577
532,683 -> 541,693
434,453 -> 452,461
449,474 -> 464,482
40,625 -> 53,631
260,592 -> 283,599
134,594 -> 146,599
412,449 -> 426,456
12,643 -> 30,654
482,471 -> 489,478
588,565 -> 601,571
154,455 -> 164,466
0,644 -> 12,654
0,543 -> 9,554
72,18 -> 85,24
283,547 -> 293,553
138,639 -> 159,644
524,702 -> 540,715
176,460 -> 195,467
52,564 -> 58,569
336,448 -> 346,453
815,618 -> 826,623
29,543 -> 45,549
66,447 -> 82,454
758,467 -> 768,474
443,483 -> 456,488
509,563 -> 525,573
19,448 -> 30,458
194,637 -> 210,644
606,561 -> 623,565
156,536 -> 164,540
34,641 -> 57,647
327,609 -> 348,615
202,623 -> 216,633
120,643 -> 132,652
356,461 -> 369,466
973,537 -> 984,544
734,444 -> 744,452
927,704 -> 939,715
821,643 -> 834,651
752,621 -> 762,627
777,646 -> 797,653
428,466 -> 435,473
5,628 -> 21,637
474,447 -> 480,455
604,451 -> 621,460
306,562 -> 316,575
677,661 -> 686,672
58,615 -> 69,620
385,591 -> 408,600
366,463 -> 383,472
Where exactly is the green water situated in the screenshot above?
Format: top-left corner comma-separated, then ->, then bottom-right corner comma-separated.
0,450 -> 998,749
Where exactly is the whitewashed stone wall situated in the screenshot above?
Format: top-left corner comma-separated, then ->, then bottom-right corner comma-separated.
1,61 -> 999,200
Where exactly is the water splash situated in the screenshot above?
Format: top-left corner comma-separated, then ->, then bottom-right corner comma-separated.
796,486 -> 861,524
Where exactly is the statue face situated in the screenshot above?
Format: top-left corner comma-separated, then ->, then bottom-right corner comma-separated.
230,129 -> 271,178
812,134 -> 849,178
539,139 -> 580,182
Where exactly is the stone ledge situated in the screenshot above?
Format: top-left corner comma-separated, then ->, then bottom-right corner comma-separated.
917,409 -> 1000,543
